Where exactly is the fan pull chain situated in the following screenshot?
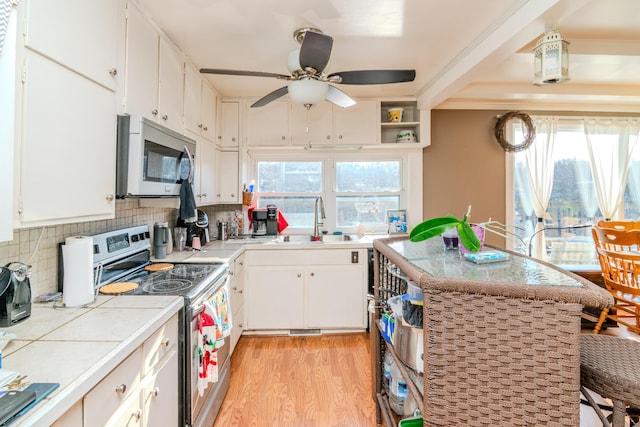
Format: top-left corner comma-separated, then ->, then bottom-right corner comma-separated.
306,104 -> 311,147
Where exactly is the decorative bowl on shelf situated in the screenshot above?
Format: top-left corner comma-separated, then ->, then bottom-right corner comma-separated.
396,129 -> 416,143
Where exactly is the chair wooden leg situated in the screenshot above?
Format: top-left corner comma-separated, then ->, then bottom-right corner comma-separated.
594,308 -> 609,334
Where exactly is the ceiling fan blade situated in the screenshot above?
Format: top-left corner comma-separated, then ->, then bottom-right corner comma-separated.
299,31 -> 333,73
200,68 -> 290,80
250,86 -> 289,108
328,70 -> 416,85
326,85 -> 356,108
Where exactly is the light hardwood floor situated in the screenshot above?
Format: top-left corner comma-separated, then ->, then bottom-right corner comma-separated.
213,333 -> 377,427
213,326 -> 639,427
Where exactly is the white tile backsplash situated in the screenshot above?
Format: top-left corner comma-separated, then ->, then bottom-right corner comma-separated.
0,201 -> 240,299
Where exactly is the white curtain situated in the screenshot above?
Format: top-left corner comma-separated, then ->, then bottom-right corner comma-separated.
584,118 -> 640,220
525,116 -> 558,260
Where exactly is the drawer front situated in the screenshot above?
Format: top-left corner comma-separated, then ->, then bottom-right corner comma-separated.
143,313 -> 179,374
84,347 -> 143,426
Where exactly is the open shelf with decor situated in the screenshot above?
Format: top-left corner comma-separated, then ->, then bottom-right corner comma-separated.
380,100 -> 421,145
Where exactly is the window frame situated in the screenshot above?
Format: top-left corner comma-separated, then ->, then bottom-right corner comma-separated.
249,151 -> 409,234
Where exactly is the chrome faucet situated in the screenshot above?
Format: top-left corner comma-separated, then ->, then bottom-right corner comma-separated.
313,196 -> 325,240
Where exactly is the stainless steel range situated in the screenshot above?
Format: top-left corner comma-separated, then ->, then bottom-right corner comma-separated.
89,225 -> 231,427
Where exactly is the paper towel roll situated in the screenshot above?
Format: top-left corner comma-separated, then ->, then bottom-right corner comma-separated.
62,236 -> 95,307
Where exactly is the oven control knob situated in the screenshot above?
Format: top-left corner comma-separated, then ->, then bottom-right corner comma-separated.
131,234 -> 139,242
115,384 -> 127,394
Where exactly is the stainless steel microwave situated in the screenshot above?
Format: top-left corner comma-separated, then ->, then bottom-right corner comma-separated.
116,115 -> 196,198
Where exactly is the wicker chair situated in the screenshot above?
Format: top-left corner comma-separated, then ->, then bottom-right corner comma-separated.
591,239 -> 640,334
580,334 -> 640,426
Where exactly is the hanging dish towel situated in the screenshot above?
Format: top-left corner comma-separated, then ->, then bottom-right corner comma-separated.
197,285 -> 233,396
179,179 -> 197,222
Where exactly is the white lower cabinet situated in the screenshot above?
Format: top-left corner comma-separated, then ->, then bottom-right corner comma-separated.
51,401 -> 83,427
229,253 -> 245,353
78,314 -> 178,426
245,249 -> 367,331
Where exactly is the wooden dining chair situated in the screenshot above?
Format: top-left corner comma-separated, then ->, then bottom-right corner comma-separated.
596,219 -> 640,231
592,225 -> 640,253
592,242 -> 640,334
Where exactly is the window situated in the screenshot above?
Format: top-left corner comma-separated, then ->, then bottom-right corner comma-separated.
511,117 -> 640,265
254,155 -> 405,234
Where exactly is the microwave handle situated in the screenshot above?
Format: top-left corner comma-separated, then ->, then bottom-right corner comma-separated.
184,145 -> 194,183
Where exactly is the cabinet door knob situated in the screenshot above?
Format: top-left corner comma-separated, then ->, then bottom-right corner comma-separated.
162,114 -> 168,121
338,134 -> 343,139
198,123 -> 203,128
115,384 -> 127,394
326,135 -> 331,140
310,272 -> 315,277
297,273 -> 302,278
230,193 -> 235,198
151,387 -> 160,397
232,137 -> 236,142
161,338 -> 170,347
106,194 -> 114,201
238,290 -> 243,294
232,286 -> 238,290
239,261 -> 244,266
152,109 -> 158,116
281,136 -> 286,141
109,68 -> 117,76
203,126 -> 208,131
202,193 -> 207,198
238,323 -> 243,328
132,409 -> 142,420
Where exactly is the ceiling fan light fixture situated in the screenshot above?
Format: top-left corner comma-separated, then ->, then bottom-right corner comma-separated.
288,79 -> 328,107
532,28 -> 570,86
287,48 -> 301,73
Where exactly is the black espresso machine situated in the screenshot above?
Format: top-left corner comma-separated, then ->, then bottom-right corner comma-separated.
252,205 -> 278,237
0,263 -> 32,327
177,209 -> 210,247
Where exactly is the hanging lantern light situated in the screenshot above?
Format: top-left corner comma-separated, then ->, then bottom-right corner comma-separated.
532,28 -> 570,86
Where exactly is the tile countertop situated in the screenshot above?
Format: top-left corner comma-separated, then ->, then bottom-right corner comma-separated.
0,295 -> 183,426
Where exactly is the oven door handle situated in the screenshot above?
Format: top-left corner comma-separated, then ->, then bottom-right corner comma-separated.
191,275 -> 230,319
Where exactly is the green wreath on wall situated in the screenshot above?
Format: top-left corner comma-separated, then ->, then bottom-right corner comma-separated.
493,111 -> 536,152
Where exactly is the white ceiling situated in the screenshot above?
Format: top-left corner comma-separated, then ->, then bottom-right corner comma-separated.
133,0 -> 640,112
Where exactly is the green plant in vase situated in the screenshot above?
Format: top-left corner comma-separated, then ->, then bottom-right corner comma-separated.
409,205 -> 482,252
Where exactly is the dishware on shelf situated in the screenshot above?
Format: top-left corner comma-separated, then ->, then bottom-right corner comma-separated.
396,129 -> 416,143
387,107 -> 404,122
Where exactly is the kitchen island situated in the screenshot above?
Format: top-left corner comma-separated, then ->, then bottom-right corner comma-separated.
0,295 -> 182,426
371,236 -> 613,427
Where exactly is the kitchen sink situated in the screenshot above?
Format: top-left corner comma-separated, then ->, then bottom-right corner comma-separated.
274,234 -> 357,243
319,234 -> 356,243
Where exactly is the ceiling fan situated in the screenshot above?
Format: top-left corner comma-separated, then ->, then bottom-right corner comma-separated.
200,27 -> 416,109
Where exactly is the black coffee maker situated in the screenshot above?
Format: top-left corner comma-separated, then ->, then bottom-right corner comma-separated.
0,263 -> 32,327
177,209 -> 209,247
252,205 -> 278,237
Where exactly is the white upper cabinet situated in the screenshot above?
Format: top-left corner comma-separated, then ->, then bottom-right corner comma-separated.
13,0 -> 117,227
217,101 -> 239,148
290,102 -> 333,146
123,2 -> 184,134
331,100 -> 378,145
290,100 -> 379,146
192,133 -> 217,206
157,37 -> 184,132
245,100 -> 289,146
23,0 -> 118,90
123,2 -> 158,121
184,62 -> 216,142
